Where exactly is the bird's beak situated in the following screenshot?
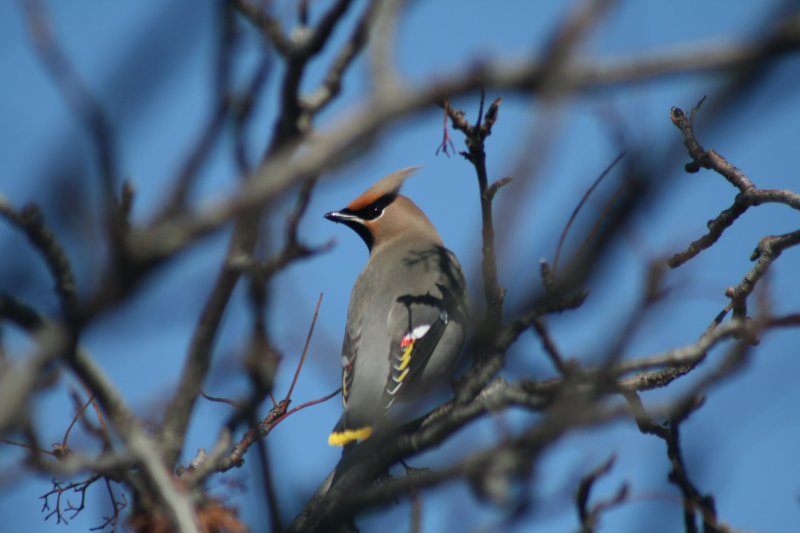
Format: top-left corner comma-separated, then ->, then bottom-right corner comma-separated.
324,210 -> 359,224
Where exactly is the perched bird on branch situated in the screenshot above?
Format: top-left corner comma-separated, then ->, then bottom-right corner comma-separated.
325,167 -> 468,447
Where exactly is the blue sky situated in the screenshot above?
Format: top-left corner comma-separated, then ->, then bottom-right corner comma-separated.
1,1 -> 799,531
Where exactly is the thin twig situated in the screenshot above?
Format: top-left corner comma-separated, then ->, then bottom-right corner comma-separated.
725,230 -> 800,331
62,392 -> 94,448
552,152 -> 625,274
214,388 -> 339,474
576,453 -> 628,533
0,438 -> 55,456
0,198 -> 79,321
624,392 -> 719,533
303,0 -> 378,113
75,376 -> 110,447
530,317 -> 568,375
200,391 -> 239,408
285,293 -> 324,401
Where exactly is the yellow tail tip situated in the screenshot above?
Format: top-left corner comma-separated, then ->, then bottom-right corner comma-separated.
327,426 -> 373,446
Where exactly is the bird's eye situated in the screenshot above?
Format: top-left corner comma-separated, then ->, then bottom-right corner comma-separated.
354,194 -> 394,220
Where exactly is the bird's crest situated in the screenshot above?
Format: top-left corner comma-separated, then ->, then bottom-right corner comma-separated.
346,166 -> 421,211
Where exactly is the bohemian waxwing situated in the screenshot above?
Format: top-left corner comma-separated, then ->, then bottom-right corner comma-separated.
324,167 -> 468,447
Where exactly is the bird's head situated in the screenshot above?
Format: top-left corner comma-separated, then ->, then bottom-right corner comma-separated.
325,167 -> 442,252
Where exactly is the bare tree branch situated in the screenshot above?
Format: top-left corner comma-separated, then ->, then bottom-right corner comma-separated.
126,16 -> 800,273
0,198 -> 79,321
231,0 -> 292,56
669,100 -> 800,269
575,454 -> 628,533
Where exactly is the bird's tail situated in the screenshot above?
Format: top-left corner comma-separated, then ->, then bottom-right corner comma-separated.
328,414 -> 374,447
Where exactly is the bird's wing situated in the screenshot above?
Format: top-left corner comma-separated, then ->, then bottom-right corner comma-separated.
340,325 -> 360,408
384,292 -> 450,403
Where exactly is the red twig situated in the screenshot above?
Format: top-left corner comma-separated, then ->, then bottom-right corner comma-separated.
435,99 -> 456,157
0,438 -> 54,456
199,293 -> 324,414
215,388 -> 339,473
62,390 -> 94,448
269,388 -> 341,434
285,293 -> 323,402
76,378 -> 109,445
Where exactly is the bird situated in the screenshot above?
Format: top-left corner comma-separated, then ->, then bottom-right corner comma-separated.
324,167 -> 469,447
